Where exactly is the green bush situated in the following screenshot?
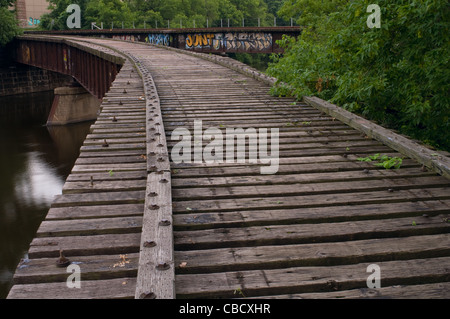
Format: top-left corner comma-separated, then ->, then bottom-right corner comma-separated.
0,5 -> 22,47
268,0 -> 450,151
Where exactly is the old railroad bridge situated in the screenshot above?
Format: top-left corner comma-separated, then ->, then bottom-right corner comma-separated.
5,30 -> 450,299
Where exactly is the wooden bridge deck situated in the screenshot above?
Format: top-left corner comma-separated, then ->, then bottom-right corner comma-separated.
7,38 -> 450,299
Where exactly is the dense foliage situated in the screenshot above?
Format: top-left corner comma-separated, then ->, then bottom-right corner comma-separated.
39,0 -> 286,30
268,0 -> 449,151
0,0 -> 22,47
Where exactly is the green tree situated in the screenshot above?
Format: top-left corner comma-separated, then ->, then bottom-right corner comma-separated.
231,0 -> 268,24
0,0 -> 14,7
39,0 -> 89,30
278,0 -> 347,27
0,0 -> 22,47
264,0 -> 285,16
217,0 -> 244,26
85,0 -> 135,28
39,0 -> 272,29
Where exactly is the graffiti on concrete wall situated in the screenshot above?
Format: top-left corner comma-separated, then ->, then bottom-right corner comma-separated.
226,33 -> 273,51
186,34 -> 218,49
185,32 -> 273,52
112,35 -> 141,42
146,34 -> 171,46
28,17 -> 41,26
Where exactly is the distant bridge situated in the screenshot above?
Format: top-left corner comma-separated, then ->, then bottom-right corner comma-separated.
25,27 -> 301,54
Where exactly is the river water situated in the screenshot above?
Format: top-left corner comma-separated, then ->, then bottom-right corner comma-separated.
0,91 -> 92,298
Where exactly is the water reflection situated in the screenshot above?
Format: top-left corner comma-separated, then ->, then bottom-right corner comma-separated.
13,151 -> 64,209
0,91 -> 92,298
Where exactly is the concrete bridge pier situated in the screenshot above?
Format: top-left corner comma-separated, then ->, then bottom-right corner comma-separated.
47,86 -> 101,126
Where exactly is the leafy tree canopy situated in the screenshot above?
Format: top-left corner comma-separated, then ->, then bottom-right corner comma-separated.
40,0 -> 90,30
0,0 -> 15,8
0,0 -> 22,47
39,0 -> 276,29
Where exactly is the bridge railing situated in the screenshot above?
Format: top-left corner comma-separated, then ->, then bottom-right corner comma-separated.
12,36 -> 125,100
56,16 -> 298,31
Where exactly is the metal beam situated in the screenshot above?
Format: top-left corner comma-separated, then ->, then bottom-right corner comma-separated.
12,36 -> 125,100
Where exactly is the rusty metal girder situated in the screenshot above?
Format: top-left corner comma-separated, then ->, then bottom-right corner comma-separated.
12,36 -> 124,100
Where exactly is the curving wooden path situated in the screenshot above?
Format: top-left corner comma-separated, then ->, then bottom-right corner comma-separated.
7,37 -> 450,299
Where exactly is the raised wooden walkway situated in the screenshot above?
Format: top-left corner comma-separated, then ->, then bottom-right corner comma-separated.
7,37 -> 450,299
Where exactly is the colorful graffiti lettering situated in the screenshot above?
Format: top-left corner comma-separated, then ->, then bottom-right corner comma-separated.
186,34 -> 215,48
63,48 -> 68,71
185,32 -> 272,52
185,33 -> 223,50
28,17 -> 40,26
225,33 -> 272,51
147,34 -> 171,46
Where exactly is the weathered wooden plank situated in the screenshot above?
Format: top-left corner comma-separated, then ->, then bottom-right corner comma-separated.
162,113 -> 332,122
174,215 -> 450,250
80,143 -> 145,152
83,137 -> 146,145
172,187 -> 450,213
51,190 -> 145,207
71,163 -> 146,173
63,179 -> 147,194
37,216 -> 143,237
167,134 -> 369,148
172,176 -> 450,200
90,127 -> 145,134
78,149 -> 146,158
168,159 -> 420,178
46,204 -> 145,220
89,124 -> 146,131
98,111 -> 147,117
163,119 -> 347,130
135,172 -> 175,299
74,155 -> 146,165
161,108 -> 320,117
87,132 -> 147,139
264,282 -> 450,299
170,153 -> 402,169
167,139 -> 386,152
13,253 -> 139,284
29,233 -> 141,258
174,234 -> 450,274
66,171 -> 147,182
170,146 -> 397,162
173,200 -> 450,230
95,119 -> 146,125
171,167 -> 435,188
175,257 -> 450,298
7,278 -> 136,299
